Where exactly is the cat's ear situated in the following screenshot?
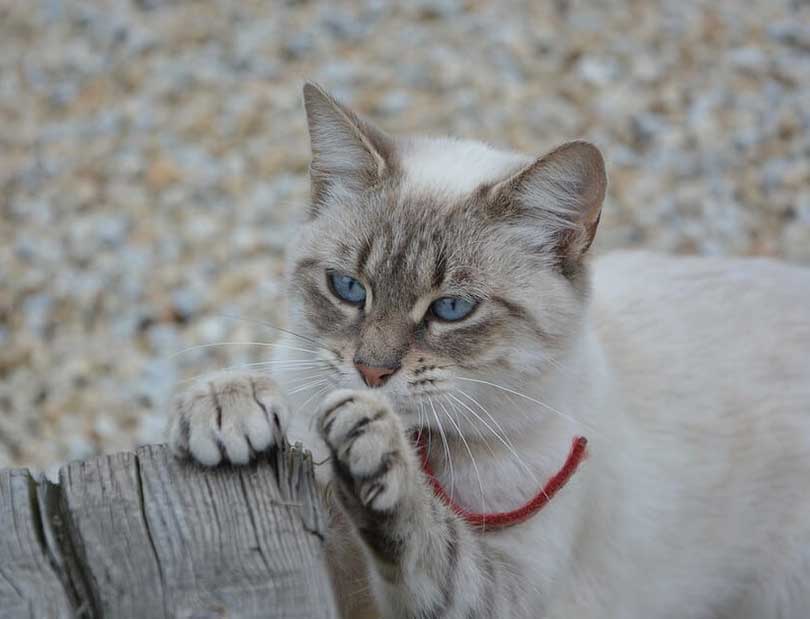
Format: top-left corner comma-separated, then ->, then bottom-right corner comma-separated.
303,82 -> 396,213
488,140 -> 606,266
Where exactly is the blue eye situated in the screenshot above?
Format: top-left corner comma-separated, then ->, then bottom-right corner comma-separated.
328,272 -> 367,306
430,297 -> 476,322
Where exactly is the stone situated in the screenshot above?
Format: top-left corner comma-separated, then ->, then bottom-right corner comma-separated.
2,0 -> 809,473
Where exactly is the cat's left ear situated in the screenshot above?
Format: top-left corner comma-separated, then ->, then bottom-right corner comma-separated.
488,141 -> 606,265
303,82 -> 396,213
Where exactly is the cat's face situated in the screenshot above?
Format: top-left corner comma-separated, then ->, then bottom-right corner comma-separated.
283,84 -> 606,433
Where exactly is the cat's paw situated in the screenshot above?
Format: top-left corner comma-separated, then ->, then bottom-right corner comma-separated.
318,389 -> 416,513
168,372 -> 288,466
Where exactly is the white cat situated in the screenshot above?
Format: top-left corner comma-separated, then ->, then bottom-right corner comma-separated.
169,83 -> 810,618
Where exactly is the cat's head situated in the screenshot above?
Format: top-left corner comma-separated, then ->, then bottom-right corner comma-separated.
283,83 -> 606,433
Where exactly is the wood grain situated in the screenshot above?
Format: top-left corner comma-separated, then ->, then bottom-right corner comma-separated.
0,443 -> 337,619
0,470 -> 73,619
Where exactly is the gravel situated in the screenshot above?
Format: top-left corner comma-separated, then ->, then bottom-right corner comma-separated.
2,0 -> 809,470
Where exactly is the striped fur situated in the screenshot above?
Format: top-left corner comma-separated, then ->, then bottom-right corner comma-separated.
169,84 -> 810,618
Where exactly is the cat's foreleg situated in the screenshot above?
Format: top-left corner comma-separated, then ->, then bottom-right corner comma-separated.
318,389 -> 523,619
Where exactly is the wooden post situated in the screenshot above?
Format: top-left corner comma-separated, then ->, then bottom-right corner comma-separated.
0,442 -> 338,619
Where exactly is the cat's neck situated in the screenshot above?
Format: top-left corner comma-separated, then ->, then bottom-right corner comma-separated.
428,322 -> 617,514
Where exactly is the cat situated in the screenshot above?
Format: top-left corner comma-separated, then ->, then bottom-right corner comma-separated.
168,82 -> 810,618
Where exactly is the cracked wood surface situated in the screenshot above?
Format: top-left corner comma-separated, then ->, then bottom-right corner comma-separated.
0,442 -> 337,619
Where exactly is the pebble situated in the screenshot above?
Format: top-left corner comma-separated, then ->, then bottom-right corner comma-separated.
2,0 -> 810,471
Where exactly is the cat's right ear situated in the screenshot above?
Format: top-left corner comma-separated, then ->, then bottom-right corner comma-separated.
486,141 -> 607,270
302,82 -> 396,215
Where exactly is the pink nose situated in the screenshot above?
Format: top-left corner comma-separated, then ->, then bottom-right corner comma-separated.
354,361 -> 398,387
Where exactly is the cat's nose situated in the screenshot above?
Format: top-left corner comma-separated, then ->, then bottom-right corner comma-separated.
354,360 -> 399,387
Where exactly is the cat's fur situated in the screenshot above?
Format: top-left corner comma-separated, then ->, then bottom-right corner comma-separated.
168,83 -> 810,618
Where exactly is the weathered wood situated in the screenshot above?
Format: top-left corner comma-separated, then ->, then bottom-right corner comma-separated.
0,471 -> 73,619
0,443 -> 337,619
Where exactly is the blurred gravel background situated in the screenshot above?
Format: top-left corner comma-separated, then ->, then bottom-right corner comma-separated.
2,0 -> 810,470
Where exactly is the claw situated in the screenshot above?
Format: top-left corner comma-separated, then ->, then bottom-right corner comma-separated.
168,372 -> 287,467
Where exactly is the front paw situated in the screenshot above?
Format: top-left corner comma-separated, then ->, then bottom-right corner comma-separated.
168,372 -> 288,466
318,389 -> 416,513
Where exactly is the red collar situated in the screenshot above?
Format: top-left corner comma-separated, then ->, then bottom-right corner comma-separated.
416,434 -> 588,531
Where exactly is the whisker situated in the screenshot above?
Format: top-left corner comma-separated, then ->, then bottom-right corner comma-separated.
451,390 -> 519,450
216,313 -> 324,348
418,398 -> 432,458
449,390 -> 539,485
302,385 -> 332,423
287,378 -> 330,395
222,359 -> 329,372
414,398 -> 426,446
443,393 -> 497,459
454,376 -> 599,435
439,396 -> 487,512
285,369 -> 334,387
175,360 -> 330,386
167,340 -> 320,359
428,396 -> 455,501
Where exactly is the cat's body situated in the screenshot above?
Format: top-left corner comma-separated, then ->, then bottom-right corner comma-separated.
169,84 -> 810,618
541,250 -> 810,617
